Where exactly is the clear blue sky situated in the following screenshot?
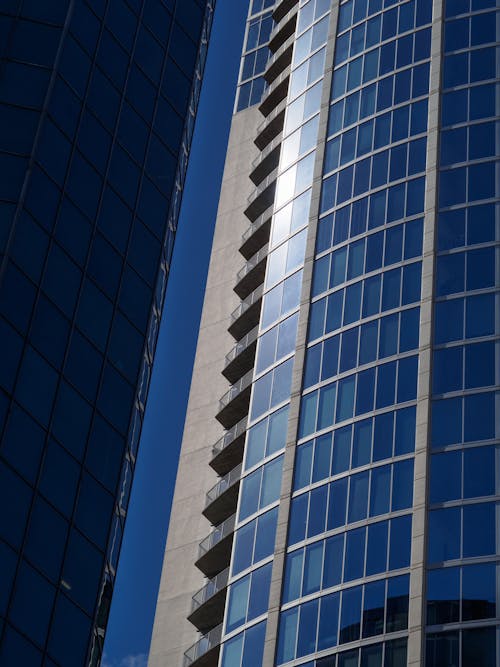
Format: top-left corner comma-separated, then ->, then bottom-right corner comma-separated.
102,2 -> 249,665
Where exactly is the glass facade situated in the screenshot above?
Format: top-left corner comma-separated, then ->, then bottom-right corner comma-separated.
153,0 -> 500,665
275,0 -> 430,662
236,0 -> 274,111
426,0 -> 500,665
0,0 -> 213,664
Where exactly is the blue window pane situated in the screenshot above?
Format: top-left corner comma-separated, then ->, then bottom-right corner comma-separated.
430,451 -> 461,503
326,291 -> 344,333
248,562 -> 272,621
427,567 -> 460,625
277,608 -> 298,665
462,562 -> 496,621
376,361 -> 396,408
348,471 -> 369,523
344,527 -> 366,581
352,419 -> 372,467
336,375 -> 355,422
370,465 -> 391,516
323,533 -> 344,588
328,477 -> 348,530
307,485 -> 328,537
435,298 -> 464,343
289,494 -> 308,545
303,542 -> 323,595
466,293 -> 494,338
431,398 -> 462,448
392,459 -> 414,510
332,426 -> 352,474
318,384 -> 337,430
373,411 -> 393,461
379,314 -> 398,358
359,320 -> 378,363
362,579 -> 385,637
395,406 -> 416,455
254,506 -> 279,562
294,441 -> 313,490
321,336 -> 340,381
283,549 -> 304,603
318,592 -> 340,651
386,575 -> 409,632
366,520 -> 388,576
242,621 -> 266,667
464,446 -> 495,499
339,585 -> 362,644
233,522 -> 255,575
356,367 -> 375,415
464,392 -> 495,442
297,599 -> 319,658
389,515 -> 411,569
428,508 -> 460,564
463,502 -> 495,558
312,434 -> 333,483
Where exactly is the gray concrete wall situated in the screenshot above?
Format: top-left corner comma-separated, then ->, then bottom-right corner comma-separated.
148,106 -> 261,667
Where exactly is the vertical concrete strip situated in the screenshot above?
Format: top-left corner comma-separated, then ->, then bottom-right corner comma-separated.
148,108 -> 261,667
407,1 -> 442,665
262,4 -> 340,665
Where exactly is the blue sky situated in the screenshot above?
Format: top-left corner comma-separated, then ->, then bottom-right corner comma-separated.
101,2 -> 249,666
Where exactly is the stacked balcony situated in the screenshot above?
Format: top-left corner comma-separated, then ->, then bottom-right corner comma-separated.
184,2 -> 300,664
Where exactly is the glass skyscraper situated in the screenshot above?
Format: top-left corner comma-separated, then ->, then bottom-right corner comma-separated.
150,0 -> 499,666
0,1 -> 214,664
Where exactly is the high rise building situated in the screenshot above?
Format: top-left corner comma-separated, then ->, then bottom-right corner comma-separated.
0,1 -> 214,664
150,0 -> 500,666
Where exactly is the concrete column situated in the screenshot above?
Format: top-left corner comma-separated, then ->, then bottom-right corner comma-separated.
407,1 -> 443,665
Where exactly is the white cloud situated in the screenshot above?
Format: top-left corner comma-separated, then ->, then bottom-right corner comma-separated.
122,655 -> 148,667
100,654 -> 148,667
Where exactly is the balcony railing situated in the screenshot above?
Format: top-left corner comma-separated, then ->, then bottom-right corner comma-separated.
255,97 -> 287,149
229,283 -> 264,327
205,463 -> 242,510
259,66 -> 290,116
265,32 -> 294,84
198,513 -> 236,561
268,2 -> 298,52
183,623 -> 223,667
218,369 -> 253,413
236,243 -> 268,283
211,416 -> 247,460
191,567 -> 230,614
224,326 -> 258,371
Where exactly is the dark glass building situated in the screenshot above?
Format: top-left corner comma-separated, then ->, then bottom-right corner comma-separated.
0,1 -> 214,664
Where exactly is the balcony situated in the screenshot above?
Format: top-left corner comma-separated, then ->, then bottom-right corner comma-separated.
228,283 -> 263,340
196,513 -> 236,578
234,243 -> 268,300
215,368 -> 253,429
273,0 -> 299,23
203,463 -> 242,525
188,567 -> 229,633
268,2 -> 298,53
258,66 -> 290,116
250,135 -> 281,186
265,32 -> 294,85
223,325 -> 258,384
239,205 -> 273,260
255,97 -> 287,150
244,166 -> 278,222
210,416 -> 247,476
183,623 -> 222,667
